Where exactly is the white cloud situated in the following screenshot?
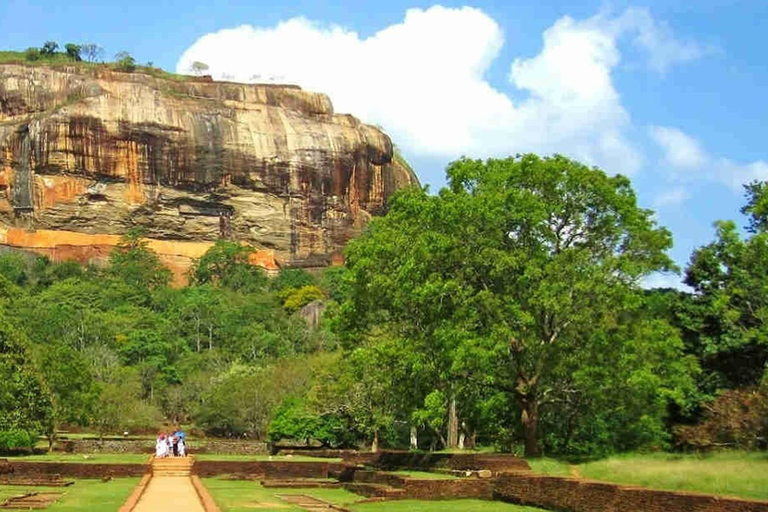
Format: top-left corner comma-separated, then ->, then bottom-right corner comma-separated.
649,126 -> 706,169
653,186 -> 690,208
642,272 -> 691,292
177,6 -> 706,177
649,125 -> 768,191
613,8 -> 712,73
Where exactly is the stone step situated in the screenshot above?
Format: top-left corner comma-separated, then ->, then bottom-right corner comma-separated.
261,479 -> 341,489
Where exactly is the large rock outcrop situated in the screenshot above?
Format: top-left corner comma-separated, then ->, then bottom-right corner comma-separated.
0,64 -> 418,281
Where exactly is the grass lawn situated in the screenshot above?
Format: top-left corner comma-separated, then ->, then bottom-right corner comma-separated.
529,451 -> 768,501
6,453 -> 150,464
194,454 -> 342,462
202,477 -> 360,511
0,478 -> 139,512
202,478 -> 544,512
526,458 -> 572,477
578,451 -> 768,501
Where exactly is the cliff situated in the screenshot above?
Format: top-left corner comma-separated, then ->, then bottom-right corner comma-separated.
0,64 -> 418,281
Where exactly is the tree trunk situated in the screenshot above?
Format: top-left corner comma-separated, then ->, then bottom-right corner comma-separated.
521,398 -> 540,457
446,396 -> 459,449
410,426 -> 418,450
371,430 -> 379,453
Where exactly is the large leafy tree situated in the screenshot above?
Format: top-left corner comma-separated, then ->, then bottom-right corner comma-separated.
681,182 -> 768,391
343,154 -> 687,456
0,314 -> 52,441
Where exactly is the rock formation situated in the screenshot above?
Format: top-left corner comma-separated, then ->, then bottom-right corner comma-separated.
0,63 -> 418,282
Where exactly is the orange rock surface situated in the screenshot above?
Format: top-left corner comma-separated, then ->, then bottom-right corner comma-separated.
0,63 -> 418,277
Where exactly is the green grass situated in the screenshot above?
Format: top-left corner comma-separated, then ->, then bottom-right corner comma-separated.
194,454 -> 342,462
6,453 -> 150,464
0,51 -> 195,82
201,478 -> 544,512
577,451 -> 768,501
202,477 -> 360,511
526,457 -> 572,477
389,470 -> 460,480
0,478 -> 139,512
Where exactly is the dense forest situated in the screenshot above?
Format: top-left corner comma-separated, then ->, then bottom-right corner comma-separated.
1,154 -> 766,458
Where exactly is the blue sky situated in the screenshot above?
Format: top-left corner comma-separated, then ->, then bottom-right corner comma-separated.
1,0 -> 766,288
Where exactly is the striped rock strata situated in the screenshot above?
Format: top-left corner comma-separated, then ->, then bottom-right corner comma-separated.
0,63 -> 417,282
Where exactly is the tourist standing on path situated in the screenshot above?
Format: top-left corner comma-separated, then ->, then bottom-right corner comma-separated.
155,433 -> 169,458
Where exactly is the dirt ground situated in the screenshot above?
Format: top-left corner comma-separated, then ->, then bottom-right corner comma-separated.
132,476 -> 205,512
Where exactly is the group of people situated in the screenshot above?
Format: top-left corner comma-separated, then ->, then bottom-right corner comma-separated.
155,429 -> 187,458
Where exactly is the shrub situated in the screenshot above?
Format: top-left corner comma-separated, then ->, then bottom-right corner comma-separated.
114,51 -> 136,73
674,383 -> 768,450
267,398 -> 354,448
281,285 -> 324,312
0,429 -> 35,452
24,47 -> 40,61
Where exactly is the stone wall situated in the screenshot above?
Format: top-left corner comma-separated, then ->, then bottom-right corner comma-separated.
361,451 -> 531,473
192,440 -> 268,455
58,438 -> 267,455
60,439 -> 155,454
192,460 -> 349,479
494,472 -> 768,512
11,462 -> 148,478
404,479 -> 493,500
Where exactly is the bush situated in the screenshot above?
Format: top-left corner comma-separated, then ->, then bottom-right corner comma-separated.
674,384 -> 768,450
114,52 -> 136,73
268,398 -> 354,448
281,285 -> 324,312
0,429 -> 35,452
24,47 -> 40,61
271,268 -> 316,292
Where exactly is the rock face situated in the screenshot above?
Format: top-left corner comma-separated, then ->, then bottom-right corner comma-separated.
0,64 -> 417,281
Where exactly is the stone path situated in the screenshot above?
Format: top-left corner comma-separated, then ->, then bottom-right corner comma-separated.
132,476 -> 205,512
130,456 -> 206,512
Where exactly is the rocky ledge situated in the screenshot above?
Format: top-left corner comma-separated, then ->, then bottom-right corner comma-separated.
0,64 -> 418,281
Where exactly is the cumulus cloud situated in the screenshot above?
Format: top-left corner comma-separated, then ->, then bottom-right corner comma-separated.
649,126 -> 707,169
649,125 -> 768,191
613,8 -> 712,73
177,6 -> 706,176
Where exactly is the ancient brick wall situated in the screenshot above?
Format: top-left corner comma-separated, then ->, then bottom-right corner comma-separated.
494,472 -> 768,512
192,460 -> 349,479
403,479 -> 493,500
11,462 -> 148,478
58,438 -> 267,455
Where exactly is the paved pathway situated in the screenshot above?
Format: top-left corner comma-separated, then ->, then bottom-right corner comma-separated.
132,476 -> 206,512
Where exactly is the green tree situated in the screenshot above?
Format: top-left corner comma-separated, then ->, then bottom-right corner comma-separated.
24,47 -> 40,61
682,190 -> 768,391
271,268 -> 317,292
0,314 -> 52,441
114,51 -> 136,72
343,154 -> 685,456
281,285 -> 324,312
109,230 -> 171,292
81,43 -> 103,63
92,367 -> 161,439
64,43 -> 82,61
190,61 -> 210,76
191,240 -> 266,292
40,41 -> 58,55
39,343 -> 98,449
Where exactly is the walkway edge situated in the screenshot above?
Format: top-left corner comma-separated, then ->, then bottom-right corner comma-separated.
191,475 -> 222,512
118,473 -> 152,512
